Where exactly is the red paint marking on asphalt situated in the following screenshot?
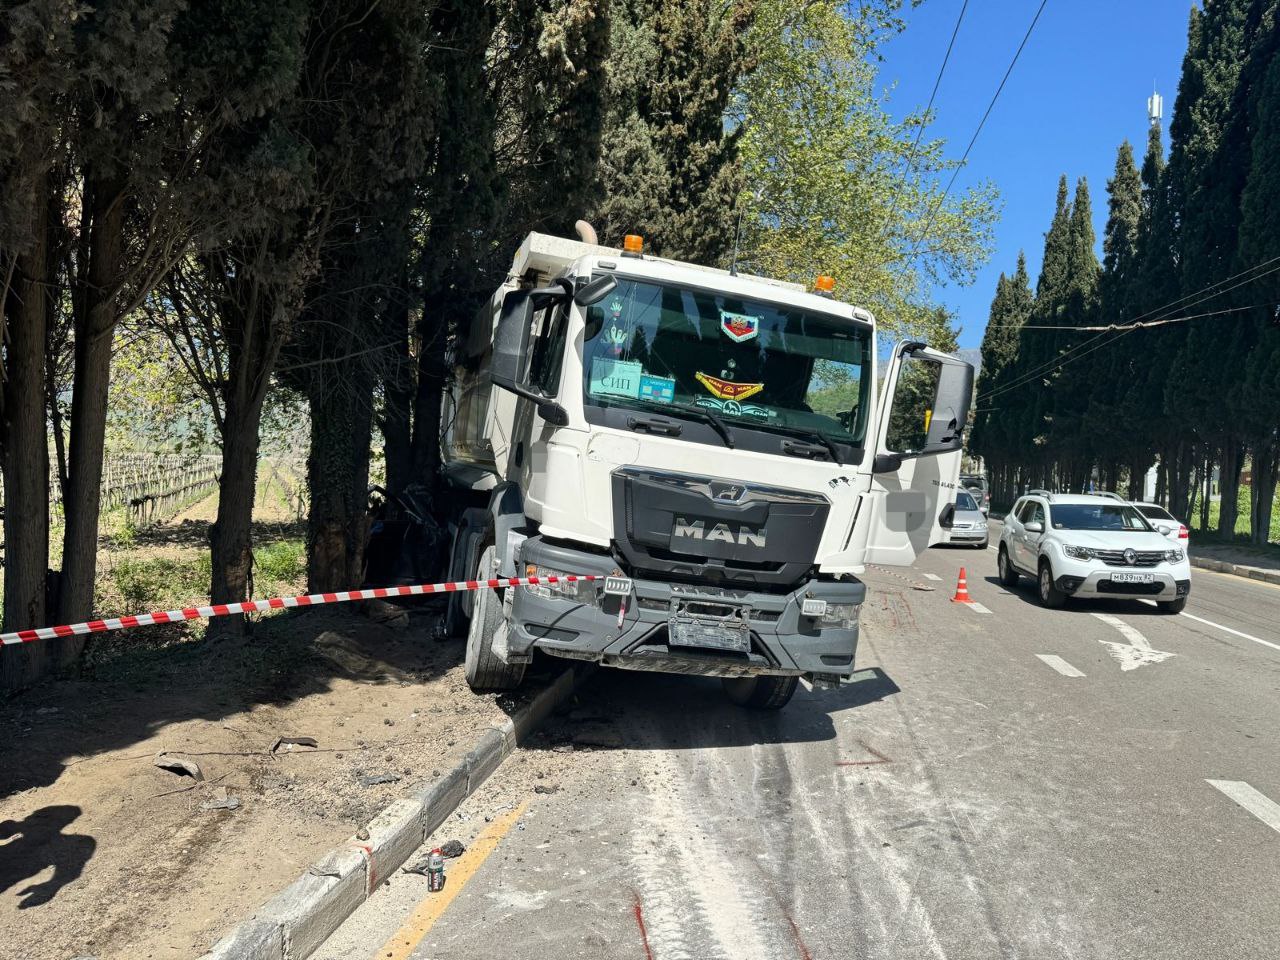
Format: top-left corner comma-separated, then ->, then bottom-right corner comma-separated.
783,909 -> 814,960
836,738 -> 892,767
631,890 -> 655,960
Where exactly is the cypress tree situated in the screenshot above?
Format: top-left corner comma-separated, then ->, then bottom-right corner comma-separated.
591,0 -> 754,263
1050,178 -> 1101,484
1234,0 -> 1280,542
1086,142 -> 1144,484
1164,0 -> 1254,521
1016,176 -> 1072,478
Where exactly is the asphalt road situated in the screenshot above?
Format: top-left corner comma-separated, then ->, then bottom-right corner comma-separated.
317,526 -> 1280,960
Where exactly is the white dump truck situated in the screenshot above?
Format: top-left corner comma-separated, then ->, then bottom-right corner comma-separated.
440,227 -> 972,709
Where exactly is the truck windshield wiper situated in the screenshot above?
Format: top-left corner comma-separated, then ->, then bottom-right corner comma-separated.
734,419 -> 844,465
668,403 -> 735,449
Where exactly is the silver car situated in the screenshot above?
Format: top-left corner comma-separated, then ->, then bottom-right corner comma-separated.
947,489 -> 989,548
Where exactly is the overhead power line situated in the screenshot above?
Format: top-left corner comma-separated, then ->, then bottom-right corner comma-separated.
991,302 -> 1268,332
904,0 -> 1049,266
976,254 -> 1280,403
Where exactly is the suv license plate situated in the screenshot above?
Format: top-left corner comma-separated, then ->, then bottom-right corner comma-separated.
1111,572 -> 1155,584
669,619 -> 750,654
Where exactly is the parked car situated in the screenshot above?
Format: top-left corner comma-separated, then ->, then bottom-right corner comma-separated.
947,489 -> 989,548
960,474 -> 990,515
1132,501 -> 1189,544
997,491 -> 1191,613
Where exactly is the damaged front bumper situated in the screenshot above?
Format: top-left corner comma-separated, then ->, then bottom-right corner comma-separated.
508,536 -> 864,684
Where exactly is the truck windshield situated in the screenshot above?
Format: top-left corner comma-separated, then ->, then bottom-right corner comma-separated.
1049,503 -> 1153,531
580,276 -> 871,446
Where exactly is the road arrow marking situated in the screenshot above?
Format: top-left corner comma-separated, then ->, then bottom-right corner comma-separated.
1036,654 -> 1086,678
1206,780 -> 1280,835
1090,613 -> 1176,670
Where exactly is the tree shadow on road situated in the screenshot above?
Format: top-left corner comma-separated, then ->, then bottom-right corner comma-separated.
0,806 -> 94,909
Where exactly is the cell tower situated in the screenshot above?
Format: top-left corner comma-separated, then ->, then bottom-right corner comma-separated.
1148,86 -> 1163,126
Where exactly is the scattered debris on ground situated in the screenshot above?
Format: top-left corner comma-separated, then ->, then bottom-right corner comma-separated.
0,604 -> 526,960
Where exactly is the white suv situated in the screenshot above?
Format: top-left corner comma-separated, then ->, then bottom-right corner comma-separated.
997,492 -> 1191,613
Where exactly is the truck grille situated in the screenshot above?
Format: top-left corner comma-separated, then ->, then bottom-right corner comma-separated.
1092,549 -> 1165,568
610,468 -> 829,589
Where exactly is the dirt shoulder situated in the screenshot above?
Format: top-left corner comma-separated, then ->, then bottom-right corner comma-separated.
0,604 -> 529,960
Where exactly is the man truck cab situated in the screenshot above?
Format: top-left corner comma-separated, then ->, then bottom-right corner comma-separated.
441,231 -> 973,709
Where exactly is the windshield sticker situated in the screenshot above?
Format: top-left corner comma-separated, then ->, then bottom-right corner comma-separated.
603,323 -> 628,356
720,310 -> 760,343
696,371 -> 764,401
590,358 -> 643,399
696,397 -> 775,419
639,374 -> 675,404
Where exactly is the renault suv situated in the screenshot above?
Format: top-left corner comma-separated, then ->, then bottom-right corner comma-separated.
997,492 -> 1191,613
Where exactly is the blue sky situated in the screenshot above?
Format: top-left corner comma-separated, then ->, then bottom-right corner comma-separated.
881,1 -> 1195,348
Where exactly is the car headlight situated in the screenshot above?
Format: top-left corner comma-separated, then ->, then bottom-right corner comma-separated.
1063,544 -> 1094,560
1165,548 -> 1185,563
524,565 -> 598,602
975,519 -> 988,530
820,602 -> 859,630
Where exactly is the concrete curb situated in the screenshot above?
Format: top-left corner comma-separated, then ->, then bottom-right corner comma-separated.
1190,555 -> 1280,586
199,666 -> 580,960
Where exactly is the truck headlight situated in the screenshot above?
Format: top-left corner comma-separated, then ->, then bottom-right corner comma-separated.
1165,548 -> 1185,563
1063,544 -> 1094,561
525,565 -> 598,602
820,602 -> 859,630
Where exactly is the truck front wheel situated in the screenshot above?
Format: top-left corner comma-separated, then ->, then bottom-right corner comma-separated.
465,545 -> 526,692
722,675 -> 798,710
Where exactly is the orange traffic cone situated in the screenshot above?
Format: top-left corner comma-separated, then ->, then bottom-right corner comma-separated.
951,567 -> 974,604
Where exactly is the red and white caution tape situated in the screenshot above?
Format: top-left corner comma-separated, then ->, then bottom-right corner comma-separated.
0,575 -> 601,646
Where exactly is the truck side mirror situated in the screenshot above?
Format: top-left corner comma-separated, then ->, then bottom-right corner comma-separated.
573,274 -> 616,307
492,284 -> 567,392
492,290 -> 536,390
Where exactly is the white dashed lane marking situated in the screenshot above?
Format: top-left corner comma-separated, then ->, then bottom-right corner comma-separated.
967,602 -> 991,614
1206,780 -> 1280,835
1035,654 -> 1086,678
921,573 -> 943,581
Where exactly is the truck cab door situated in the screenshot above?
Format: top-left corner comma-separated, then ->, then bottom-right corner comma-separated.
862,342 -> 974,566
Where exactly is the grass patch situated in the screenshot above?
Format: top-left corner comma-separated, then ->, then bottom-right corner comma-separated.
1188,486 -> 1280,544
255,539 -> 305,588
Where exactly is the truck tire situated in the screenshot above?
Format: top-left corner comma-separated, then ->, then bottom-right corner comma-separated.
1037,559 -> 1066,609
465,545 -> 526,692
722,675 -> 798,710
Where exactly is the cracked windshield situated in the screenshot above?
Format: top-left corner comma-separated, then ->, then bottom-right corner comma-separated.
581,276 -> 871,444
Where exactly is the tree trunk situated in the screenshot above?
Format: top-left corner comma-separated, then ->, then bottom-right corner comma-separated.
1250,442 -> 1278,545
1,175 -> 52,691
1217,441 -> 1243,540
381,283 -> 413,496
410,307 -> 448,497
307,365 -> 374,592
57,179 -> 125,648
208,386 -> 264,641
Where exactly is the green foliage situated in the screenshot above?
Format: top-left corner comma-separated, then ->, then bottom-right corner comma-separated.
591,0 -> 754,263
734,0 -> 998,338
